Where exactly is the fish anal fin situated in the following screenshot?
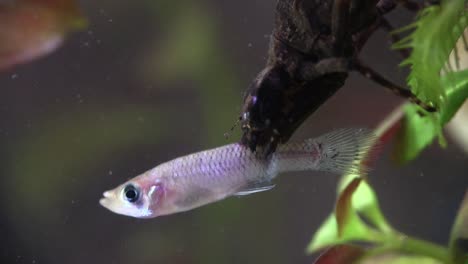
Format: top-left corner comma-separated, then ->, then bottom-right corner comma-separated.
234,182 -> 275,196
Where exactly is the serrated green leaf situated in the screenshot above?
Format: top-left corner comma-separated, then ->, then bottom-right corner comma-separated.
392,0 -> 468,163
393,69 -> 468,163
393,0 -> 468,106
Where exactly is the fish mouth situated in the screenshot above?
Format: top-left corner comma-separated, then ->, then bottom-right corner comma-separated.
99,190 -> 114,208
99,198 -> 108,208
103,190 -> 114,198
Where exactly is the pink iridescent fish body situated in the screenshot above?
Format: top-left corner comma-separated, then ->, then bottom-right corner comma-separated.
100,128 -> 375,218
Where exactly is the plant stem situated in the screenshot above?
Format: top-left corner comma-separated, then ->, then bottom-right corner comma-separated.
387,232 -> 452,263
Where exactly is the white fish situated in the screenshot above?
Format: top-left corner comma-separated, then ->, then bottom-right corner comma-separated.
100,128 -> 375,218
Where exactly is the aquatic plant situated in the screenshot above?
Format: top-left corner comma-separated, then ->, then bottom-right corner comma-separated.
1,1 -> 467,263
307,1 -> 468,263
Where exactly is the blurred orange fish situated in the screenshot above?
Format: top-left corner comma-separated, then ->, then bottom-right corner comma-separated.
0,0 -> 86,71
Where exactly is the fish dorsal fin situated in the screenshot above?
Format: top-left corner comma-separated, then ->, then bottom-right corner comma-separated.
234,182 -> 275,196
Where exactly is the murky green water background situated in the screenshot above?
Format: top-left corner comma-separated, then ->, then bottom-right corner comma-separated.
1,1 -> 466,263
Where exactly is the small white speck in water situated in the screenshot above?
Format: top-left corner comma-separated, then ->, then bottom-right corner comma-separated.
76,94 -> 84,104
11,73 -> 18,79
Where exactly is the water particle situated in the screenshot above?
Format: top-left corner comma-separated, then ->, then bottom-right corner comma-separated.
76,94 -> 84,104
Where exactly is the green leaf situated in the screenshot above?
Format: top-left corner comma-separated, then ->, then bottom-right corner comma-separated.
339,174 -> 394,234
449,191 -> 468,264
393,0 -> 468,106
393,104 -> 442,163
392,0 -> 468,163
308,214 -> 343,253
335,178 -> 367,237
393,70 -> 468,163
307,178 -> 384,253
441,70 -> 468,124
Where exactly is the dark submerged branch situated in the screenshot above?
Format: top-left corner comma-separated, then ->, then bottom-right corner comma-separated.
239,0 -> 437,158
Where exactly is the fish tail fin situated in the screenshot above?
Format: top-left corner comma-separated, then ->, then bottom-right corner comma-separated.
311,128 -> 378,175
272,128 -> 378,176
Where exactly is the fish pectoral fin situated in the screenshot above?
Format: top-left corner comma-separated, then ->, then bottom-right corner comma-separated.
234,182 -> 275,196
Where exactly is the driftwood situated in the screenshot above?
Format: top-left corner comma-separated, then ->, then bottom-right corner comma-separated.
239,0 -> 438,158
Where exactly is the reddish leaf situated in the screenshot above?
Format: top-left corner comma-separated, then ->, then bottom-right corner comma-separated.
308,178 -> 382,253
0,0 -> 86,70
336,178 -> 361,236
313,245 -> 365,264
359,252 -> 443,264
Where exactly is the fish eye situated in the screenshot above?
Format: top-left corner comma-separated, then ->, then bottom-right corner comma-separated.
123,184 -> 140,203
